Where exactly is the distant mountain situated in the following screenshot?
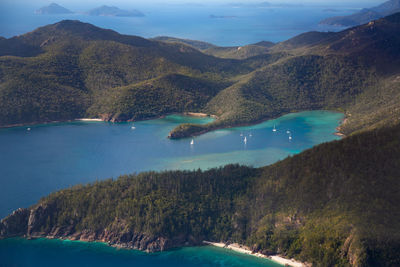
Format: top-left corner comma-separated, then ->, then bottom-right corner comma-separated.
87,5 -> 144,17
35,3 -> 73,15
320,0 -> 400,26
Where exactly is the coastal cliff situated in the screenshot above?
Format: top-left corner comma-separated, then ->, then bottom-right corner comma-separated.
0,203 -> 200,252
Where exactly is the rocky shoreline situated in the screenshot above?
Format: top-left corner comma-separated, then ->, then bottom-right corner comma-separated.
0,206 -> 201,253
1,206 -> 306,266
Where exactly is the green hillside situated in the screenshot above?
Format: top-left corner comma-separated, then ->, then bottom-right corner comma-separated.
2,122 -> 399,266
1,14 -> 400,138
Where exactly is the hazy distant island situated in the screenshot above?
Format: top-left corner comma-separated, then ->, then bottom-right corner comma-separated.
226,1 -> 302,8
87,5 -> 144,17
322,8 -> 342,13
35,3 -> 73,15
320,0 -> 400,26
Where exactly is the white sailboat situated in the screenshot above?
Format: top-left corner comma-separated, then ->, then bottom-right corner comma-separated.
244,136 -> 247,144
190,139 -> 194,145
272,125 -> 277,132
27,128 -> 31,131
286,130 -> 290,134
289,136 -> 292,140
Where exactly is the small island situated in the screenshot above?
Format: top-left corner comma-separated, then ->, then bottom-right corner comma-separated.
35,3 -> 73,15
87,5 -> 144,17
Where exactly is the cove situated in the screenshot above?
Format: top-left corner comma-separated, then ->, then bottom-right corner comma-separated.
0,110 -> 343,218
0,237 -> 282,267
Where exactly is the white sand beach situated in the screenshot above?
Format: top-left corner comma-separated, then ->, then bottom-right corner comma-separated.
76,118 -> 103,122
203,241 -> 306,267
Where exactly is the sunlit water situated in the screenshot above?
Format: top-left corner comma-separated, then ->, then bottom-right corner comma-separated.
0,111 -> 343,267
0,111 -> 343,218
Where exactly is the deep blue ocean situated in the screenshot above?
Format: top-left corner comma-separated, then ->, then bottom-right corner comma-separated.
0,0 -> 368,46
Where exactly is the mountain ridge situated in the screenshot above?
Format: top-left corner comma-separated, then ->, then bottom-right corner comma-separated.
320,0 -> 400,26
0,14 -> 399,139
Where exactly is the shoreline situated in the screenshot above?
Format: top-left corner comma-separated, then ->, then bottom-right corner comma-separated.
7,236 -> 307,267
0,112 -> 217,130
334,117 -> 348,138
76,118 -> 104,122
203,241 -> 307,267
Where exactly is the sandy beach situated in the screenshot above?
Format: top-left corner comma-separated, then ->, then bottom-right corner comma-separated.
76,118 -> 103,122
203,241 -> 306,267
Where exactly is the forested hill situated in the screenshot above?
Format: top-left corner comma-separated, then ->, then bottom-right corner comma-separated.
1,14 -> 400,138
2,122 -> 400,266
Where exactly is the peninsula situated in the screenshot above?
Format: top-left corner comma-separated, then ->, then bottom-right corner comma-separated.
2,123 -> 400,266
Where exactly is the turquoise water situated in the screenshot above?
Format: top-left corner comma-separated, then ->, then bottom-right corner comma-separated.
0,111 -> 343,266
0,238 -> 282,267
0,111 -> 343,218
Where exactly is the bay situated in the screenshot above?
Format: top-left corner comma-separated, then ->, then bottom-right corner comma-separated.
0,111 -> 343,218
0,110 -> 343,267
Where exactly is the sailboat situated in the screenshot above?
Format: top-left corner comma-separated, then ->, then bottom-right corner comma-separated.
272,125 -> 277,132
190,139 -> 194,145
289,136 -> 292,140
286,130 -> 290,134
244,136 -> 247,144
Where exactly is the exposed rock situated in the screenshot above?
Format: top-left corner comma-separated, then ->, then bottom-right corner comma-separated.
27,202 -> 57,236
1,205 -> 197,252
0,208 -> 30,238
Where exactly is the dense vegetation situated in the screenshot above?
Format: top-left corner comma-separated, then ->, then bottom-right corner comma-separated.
1,14 -> 400,137
2,123 -> 399,266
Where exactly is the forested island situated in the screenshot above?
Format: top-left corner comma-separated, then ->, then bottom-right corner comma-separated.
1,122 -> 400,266
0,13 -> 399,138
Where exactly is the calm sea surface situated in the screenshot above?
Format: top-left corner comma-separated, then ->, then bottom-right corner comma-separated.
0,111 -> 343,266
0,1 -> 358,46
0,111 -> 343,217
